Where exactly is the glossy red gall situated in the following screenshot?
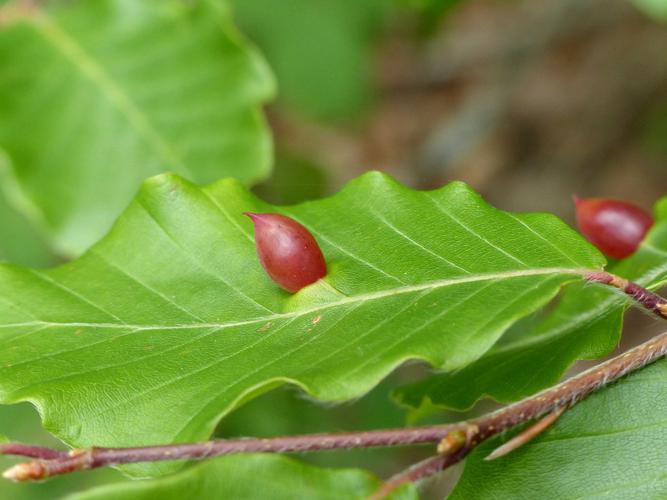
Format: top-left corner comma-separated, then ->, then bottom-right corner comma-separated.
245,212 -> 327,293
574,196 -> 653,259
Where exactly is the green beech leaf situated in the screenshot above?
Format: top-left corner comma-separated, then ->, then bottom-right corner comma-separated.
451,357 -> 667,499
394,197 -> 667,411
66,454 -> 417,500
0,0 -> 273,255
0,172 -> 604,476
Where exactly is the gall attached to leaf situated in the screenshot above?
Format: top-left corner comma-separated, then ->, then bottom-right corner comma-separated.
573,196 -> 654,259
245,212 -> 327,293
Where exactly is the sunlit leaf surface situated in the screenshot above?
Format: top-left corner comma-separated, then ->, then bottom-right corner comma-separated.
0,172 -> 603,476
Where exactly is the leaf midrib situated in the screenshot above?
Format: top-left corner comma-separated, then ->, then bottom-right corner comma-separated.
489,260 -> 667,356
0,267 -> 590,332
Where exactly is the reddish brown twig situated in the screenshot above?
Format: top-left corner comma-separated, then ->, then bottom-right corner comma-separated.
2,272 -> 665,487
485,406 -> 566,461
5,328 -> 667,483
1,428 -> 451,481
367,454 -> 452,500
370,327 -> 667,497
584,271 -> 667,319
0,443 -> 66,460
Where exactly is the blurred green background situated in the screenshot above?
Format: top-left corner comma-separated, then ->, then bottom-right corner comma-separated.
1,0 -> 666,498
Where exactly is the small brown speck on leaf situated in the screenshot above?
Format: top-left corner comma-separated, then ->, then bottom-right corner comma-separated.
257,322 -> 273,332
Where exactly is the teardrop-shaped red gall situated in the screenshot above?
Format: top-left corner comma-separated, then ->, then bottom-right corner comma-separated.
245,212 -> 327,293
574,196 -> 654,259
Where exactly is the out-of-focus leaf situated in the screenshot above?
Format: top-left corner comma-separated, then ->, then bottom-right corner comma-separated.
253,155 -> 328,205
642,101 -> 667,158
217,374 -> 429,474
230,0 -> 389,121
0,0 -> 274,256
634,0 -> 667,20
66,454 -> 417,500
451,357 -> 667,499
0,172 -> 604,478
400,0 -> 465,31
0,193 -> 53,267
0,150 -> 54,266
394,196 -> 667,411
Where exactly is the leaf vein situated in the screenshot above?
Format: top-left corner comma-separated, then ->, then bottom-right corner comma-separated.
0,268 -> 591,332
281,209 -> 407,285
137,198 -> 275,314
427,194 -> 529,267
370,209 -> 471,274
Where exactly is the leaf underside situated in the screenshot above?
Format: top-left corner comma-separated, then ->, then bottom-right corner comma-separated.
0,172 -> 603,476
451,358 -> 667,499
0,0 -> 273,255
66,453 -> 416,500
394,197 -> 667,411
